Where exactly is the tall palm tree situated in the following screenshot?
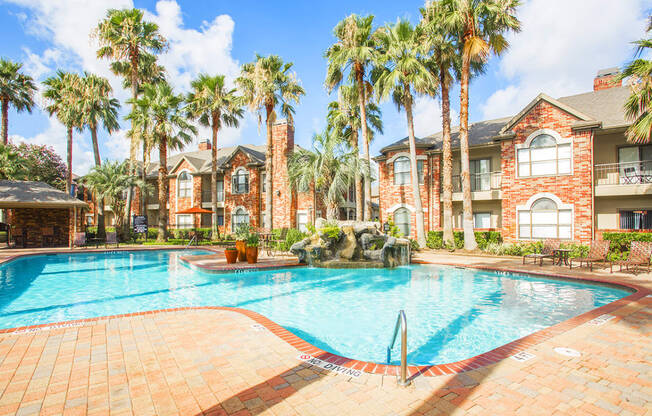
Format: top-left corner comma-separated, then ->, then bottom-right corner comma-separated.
374,19 -> 435,248
325,14 -> 378,221
236,54 -> 305,230
326,84 -> 383,220
42,71 -> 82,194
186,74 -> 244,240
78,72 -> 120,239
81,160 -> 149,231
0,58 -> 37,145
96,8 -> 167,228
289,129 -> 366,220
444,0 -> 520,250
420,0 -> 461,247
621,19 -> 652,144
128,82 -> 196,242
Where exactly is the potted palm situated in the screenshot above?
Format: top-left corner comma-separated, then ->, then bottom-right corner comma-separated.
246,231 -> 260,264
234,224 -> 249,262
224,246 -> 238,264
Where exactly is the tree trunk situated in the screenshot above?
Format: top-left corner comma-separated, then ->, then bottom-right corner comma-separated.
211,115 -> 220,240
263,107 -> 274,230
351,129 -> 363,222
404,93 -> 427,248
440,69 -> 454,247
326,201 -> 338,221
1,98 -> 8,145
66,126 -> 73,195
90,125 -> 105,240
157,138 -> 168,242
140,139 -> 147,215
124,60 -> 139,230
356,66 -> 372,221
459,50 -> 478,250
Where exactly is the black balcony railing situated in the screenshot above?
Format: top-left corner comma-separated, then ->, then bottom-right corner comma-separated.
449,172 -> 502,192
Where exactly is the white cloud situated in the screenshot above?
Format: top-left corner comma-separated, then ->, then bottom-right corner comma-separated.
5,0 -> 242,173
481,0 -> 650,119
412,96 -> 459,138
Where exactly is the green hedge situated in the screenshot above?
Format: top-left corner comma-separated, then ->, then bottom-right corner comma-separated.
270,228 -> 308,252
426,231 -> 502,250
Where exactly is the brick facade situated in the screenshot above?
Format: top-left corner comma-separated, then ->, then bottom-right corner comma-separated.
8,207 -> 83,248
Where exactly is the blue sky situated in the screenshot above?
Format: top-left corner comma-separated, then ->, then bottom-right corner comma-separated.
0,0 -> 650,175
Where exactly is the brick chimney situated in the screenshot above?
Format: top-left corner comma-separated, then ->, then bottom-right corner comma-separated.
198,139 -> 211,151
593,67 -> 622,91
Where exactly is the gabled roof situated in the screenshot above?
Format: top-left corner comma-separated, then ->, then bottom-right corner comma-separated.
0,180 -> 87,209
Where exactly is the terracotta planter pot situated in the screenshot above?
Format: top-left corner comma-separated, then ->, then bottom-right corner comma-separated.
224,249 -> 238,264
246,246 -> 258,264
235,240 -> 246,261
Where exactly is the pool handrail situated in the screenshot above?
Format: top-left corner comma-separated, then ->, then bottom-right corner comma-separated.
387,309 -> 410,386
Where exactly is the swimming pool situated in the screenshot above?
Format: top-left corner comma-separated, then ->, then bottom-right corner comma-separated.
0,249 -> 630,365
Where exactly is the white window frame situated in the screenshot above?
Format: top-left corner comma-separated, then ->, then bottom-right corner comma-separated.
231,167 -> 249,194
516,193 -> 573,240
473,212 -> 491,229
232,206 -> 249,231
177,170 -> 193,199
297,210 -> 309,232
176,214 -> 193,229
394,207 -> 411,237
388,152 -> 427,185
515,129 -> 573,178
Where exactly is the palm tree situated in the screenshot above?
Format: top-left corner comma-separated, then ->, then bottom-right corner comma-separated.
374,19 -> 435,248
128,82 -> 196,242
78,72 -> 121,239
236,54 -> 305,230
325,14 -> 378,221
186,74 -> 244,240
96,8 -> 167,228
0,58 -> 37,145
621,19 -> 652,144
289,129 -> 366,220
42,71 -> 82,194
443,0 -> 520,250
326,84 -> 383,220
420,0 -> 460,248
81,160 -> 149,231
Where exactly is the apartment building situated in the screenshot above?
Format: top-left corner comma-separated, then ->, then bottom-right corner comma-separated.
374,68 -> 651,243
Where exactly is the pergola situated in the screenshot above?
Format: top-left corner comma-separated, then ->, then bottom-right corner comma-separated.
0,180 -> 88,248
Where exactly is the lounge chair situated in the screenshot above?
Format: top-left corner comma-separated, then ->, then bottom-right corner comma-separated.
73,232 -> 86,248
105,232 -> 119,248
569,240 -> 610,271
611,241 -> 652,274
523,239 -> 560,266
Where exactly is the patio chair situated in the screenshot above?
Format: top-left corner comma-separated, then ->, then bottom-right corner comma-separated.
73,232 -> 87,248
522,239 -> 560,266
269,228 -> 289,257
105,232 -> 119,248
611,241 -> 652,274
41,226 -> 55,247
569,240 -> 610,271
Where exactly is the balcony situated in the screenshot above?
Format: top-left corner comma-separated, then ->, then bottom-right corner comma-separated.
449,172 -> 502,201
594,161 -> 652,196
201,189 -> 224,208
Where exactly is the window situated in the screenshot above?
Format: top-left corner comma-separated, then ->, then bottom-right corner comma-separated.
394,208 -> 410,237
261,173 -> 266,192
177,214 -> 193,229
297,212 -> 308,232
470,159 -> 491,191
517,133 -> 571,177
518,197 -> 572,239
347,209 -> 355,220
217,215 -> 224,226
619,210 -> 651,230
473,212 -> 491,229
232,207 -> 249,230
393,157 -> 424,185
217,180 -> 224,202
618,145 -> 652,184
232,169 -> 249,194
347,184 -> 355,202
178,171 -> 192,198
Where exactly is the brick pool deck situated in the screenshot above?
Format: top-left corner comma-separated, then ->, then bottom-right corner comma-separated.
0,247 -> 649,415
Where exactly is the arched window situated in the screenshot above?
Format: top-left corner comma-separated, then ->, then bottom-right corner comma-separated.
394,208 -> 410,237
517,132 -> 571,177
518,197 -> 572,239
232,207 -> 249,231
177,171 -> 192,198
393,156 -> 424,185
232,168 -> 249,194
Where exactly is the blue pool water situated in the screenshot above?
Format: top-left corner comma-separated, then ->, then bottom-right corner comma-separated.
0,250 -> 629,365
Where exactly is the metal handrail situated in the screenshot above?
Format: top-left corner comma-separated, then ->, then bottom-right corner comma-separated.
387,310 -> 410,386
184,234 -> 196,250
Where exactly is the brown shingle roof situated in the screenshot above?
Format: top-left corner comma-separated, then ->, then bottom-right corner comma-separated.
0,180 -> 87,208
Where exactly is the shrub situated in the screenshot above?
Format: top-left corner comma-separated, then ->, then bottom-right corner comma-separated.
270,228 -> 307,252
426,231 -> 502,250
409,239 -> 419,251
602,232 -> 652,260
319,222 -> 341,239
386,219 -> 403,238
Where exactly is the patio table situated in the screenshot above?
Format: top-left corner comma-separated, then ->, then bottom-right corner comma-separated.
553,249 -> 571,266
